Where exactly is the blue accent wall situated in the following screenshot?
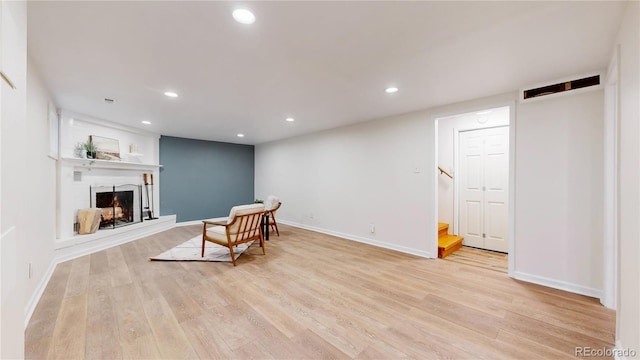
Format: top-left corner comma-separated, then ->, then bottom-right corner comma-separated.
159,136 -> 254,222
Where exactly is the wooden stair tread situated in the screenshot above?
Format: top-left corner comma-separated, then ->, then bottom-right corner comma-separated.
438,222 -> 450,238
437,222 -> 462,258
438,234 -> 464,249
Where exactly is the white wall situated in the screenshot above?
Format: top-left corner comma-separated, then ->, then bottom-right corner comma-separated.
437,106 -> 510,233
256,88 -> 605,297
1,3 -> 60,356
22,58 -> 57,324
514,90 -> 604,296
256,110 -> 436,257
614,0 -> 640,353
1,1 -> 28,357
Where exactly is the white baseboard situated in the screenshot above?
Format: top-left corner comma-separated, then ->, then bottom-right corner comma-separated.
174,220 -> 203,227
24,260 -> 57,328
278,219 -> 434,259
513,271 -> 602,298
178,217 -> 435,259
175,217 -> 227,228
24,215 -> 176,329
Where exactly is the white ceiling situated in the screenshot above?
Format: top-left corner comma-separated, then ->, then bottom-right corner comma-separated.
27,1 -> 627,145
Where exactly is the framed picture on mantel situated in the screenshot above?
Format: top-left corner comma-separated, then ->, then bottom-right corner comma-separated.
90,135 -> 121,161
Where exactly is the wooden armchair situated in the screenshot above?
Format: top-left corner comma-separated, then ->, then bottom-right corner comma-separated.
265,201 -> 281,237
202,203 -> 265,266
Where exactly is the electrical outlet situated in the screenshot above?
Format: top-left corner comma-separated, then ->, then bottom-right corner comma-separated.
369,223 -> 375,233
309,212 -> 314,219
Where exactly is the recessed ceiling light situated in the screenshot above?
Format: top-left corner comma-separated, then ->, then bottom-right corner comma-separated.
285,117 -> 295,122
232,9 -> 255,24
141,121 -> 151,125
385,87 -> 399,94
237,133 -> 245,138
164,91 -> 178,98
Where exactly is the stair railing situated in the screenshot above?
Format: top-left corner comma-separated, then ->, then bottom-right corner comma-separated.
438,166 -> 453,179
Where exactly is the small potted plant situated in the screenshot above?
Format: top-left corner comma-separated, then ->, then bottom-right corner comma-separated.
84,139 -> 97,159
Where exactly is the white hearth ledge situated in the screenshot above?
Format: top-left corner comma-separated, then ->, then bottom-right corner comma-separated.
55,215 -> 175,254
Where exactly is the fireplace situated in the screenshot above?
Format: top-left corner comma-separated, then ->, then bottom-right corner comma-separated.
90,184 -> 143,229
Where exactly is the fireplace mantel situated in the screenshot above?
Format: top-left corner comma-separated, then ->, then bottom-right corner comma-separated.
61,157 -> 162,172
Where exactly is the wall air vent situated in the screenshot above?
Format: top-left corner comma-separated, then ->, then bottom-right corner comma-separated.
520,72 -> 603,103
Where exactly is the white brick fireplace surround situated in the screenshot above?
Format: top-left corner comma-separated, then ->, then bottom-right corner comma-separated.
55,110 -> 175,261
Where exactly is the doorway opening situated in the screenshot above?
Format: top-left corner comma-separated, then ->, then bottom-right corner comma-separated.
435,105 -> 513,274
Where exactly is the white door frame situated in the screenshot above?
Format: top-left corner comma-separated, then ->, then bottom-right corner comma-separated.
601,46 -> 619,309
433,102 -> 516,276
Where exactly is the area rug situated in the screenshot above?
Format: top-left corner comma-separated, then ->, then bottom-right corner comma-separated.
149,235 -> 254,262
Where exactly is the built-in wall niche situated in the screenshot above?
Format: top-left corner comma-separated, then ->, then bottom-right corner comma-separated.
59,109 -> 158,165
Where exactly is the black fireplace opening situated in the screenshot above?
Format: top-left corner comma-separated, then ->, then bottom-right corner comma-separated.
96,190 -> 134,228
89,184 -> 143,230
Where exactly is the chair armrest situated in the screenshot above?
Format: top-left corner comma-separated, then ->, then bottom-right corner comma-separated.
266,202 -> 281,212
202,220 -> 227,226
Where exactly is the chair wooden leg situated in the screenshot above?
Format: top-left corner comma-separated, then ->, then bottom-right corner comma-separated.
271,213 -> 280,236
202,223 -> 207,257
228,245 -> 237,266
260,233 -> 266,255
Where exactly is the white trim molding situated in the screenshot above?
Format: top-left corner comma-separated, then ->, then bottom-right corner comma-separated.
513,271 -> 602,298
177,217 -> 435,258
601,45 -> 620,310
60,157 -> 163,172
24,261 -> 57,328
278,219 -> 434,259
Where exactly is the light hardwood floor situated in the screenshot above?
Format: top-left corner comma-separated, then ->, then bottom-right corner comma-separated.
445,246 -> 508,274
26,225 -> 615,359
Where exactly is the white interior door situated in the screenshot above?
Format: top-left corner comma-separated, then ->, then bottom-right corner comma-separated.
459,130 -> 484,248
459,126 -> 509,252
